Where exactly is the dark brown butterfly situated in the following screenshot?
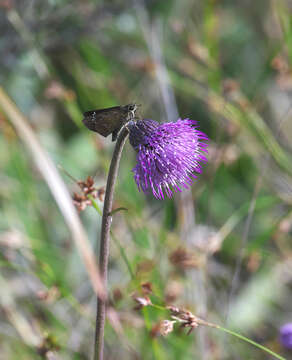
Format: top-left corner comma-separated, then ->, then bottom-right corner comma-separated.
83,104 -> 138,141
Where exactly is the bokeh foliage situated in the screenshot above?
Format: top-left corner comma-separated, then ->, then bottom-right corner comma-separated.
1,0 -> 292,359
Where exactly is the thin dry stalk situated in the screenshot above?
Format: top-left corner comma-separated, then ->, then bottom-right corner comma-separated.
0,275 -> 41,347
0,87 -> 105,299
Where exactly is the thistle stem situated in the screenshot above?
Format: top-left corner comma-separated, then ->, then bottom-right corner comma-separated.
94,127 -> 129,360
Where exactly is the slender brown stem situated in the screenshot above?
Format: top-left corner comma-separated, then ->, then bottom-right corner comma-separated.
94,127 -> 129,360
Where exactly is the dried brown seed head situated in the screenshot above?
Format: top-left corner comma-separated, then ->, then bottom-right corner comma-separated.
169,247 -> 201,269
141,282 -> 153,295
151,320 -> 175,337
133,296 -> 152,310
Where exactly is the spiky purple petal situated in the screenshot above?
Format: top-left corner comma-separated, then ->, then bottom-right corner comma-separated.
128,118 -> 208,200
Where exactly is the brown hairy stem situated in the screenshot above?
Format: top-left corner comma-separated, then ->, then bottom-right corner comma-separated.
94,127 -> 129,360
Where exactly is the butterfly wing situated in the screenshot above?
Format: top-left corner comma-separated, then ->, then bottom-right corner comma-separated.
83,104 -> 137,138
83,106 -> 124,137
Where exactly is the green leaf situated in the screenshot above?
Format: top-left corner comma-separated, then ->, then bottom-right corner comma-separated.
133,227 -> 150,249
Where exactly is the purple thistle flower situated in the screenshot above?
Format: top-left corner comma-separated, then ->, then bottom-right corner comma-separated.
128,118 -> 208,200
280,323 -> 292,350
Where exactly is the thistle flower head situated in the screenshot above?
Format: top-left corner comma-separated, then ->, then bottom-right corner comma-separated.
280,323 -> 292,349
128,118 -> 208,199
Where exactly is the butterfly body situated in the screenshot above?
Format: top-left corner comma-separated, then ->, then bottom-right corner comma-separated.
83,104 -> 138,141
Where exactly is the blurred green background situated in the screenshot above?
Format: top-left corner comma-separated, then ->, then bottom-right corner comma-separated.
1,0 -> 292,359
